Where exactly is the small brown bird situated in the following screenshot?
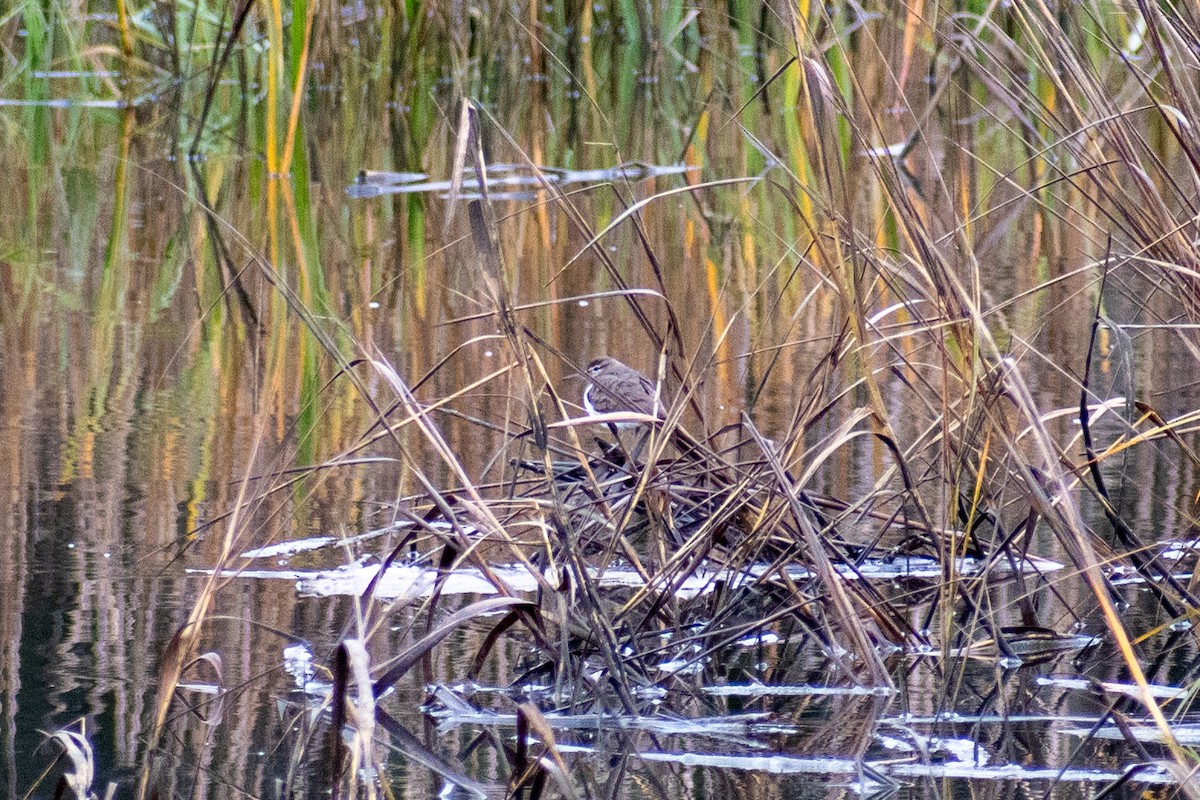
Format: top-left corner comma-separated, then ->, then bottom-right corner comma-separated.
582,357 -> 664,423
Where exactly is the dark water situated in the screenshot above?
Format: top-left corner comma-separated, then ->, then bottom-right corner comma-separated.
2,3 -> 1199,799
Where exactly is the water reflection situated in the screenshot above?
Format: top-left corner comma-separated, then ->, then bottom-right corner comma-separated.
0,3 -> 1196,799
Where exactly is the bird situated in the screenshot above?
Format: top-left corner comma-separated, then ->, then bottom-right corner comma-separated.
582,357 -> 664,424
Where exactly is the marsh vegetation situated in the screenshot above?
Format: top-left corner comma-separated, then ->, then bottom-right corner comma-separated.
3,1 -> 1200,798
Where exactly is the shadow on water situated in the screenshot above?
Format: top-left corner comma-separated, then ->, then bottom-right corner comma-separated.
2,2 -> 1200,799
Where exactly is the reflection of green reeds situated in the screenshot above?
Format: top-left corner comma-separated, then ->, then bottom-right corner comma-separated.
21,0 -> 49,190
9,2 -> 1200,796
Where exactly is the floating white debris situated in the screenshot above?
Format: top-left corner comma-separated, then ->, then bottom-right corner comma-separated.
1062,723 -> 1200,744
199,554 -> 1064,601
881,712 -> 1101,725
734,631 -> 782,648
283,644 -> 315,690
1155,538 -> 1200,560
885,762 -> 1171,784
552,744 -> 1173,785
704,683 -> 893,698
433,709 -> 784,737
657,657 -> 705,676
241,536 -> 337,559
297,563 -> 440,599
1037,676 -> 1187,701
926,736 -> 986,765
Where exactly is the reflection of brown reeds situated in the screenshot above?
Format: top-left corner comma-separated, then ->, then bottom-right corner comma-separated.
11,1 -> 1200,796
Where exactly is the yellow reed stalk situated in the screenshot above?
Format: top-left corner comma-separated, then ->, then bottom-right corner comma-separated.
266,0 -> 284,175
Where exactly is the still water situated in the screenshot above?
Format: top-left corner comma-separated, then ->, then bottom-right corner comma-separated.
2,3 -> 1199,799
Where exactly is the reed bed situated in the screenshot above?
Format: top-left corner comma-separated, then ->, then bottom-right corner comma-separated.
7,1 -> 1200,798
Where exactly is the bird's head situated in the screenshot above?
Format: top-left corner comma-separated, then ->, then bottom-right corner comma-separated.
586,357 -> 618,378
